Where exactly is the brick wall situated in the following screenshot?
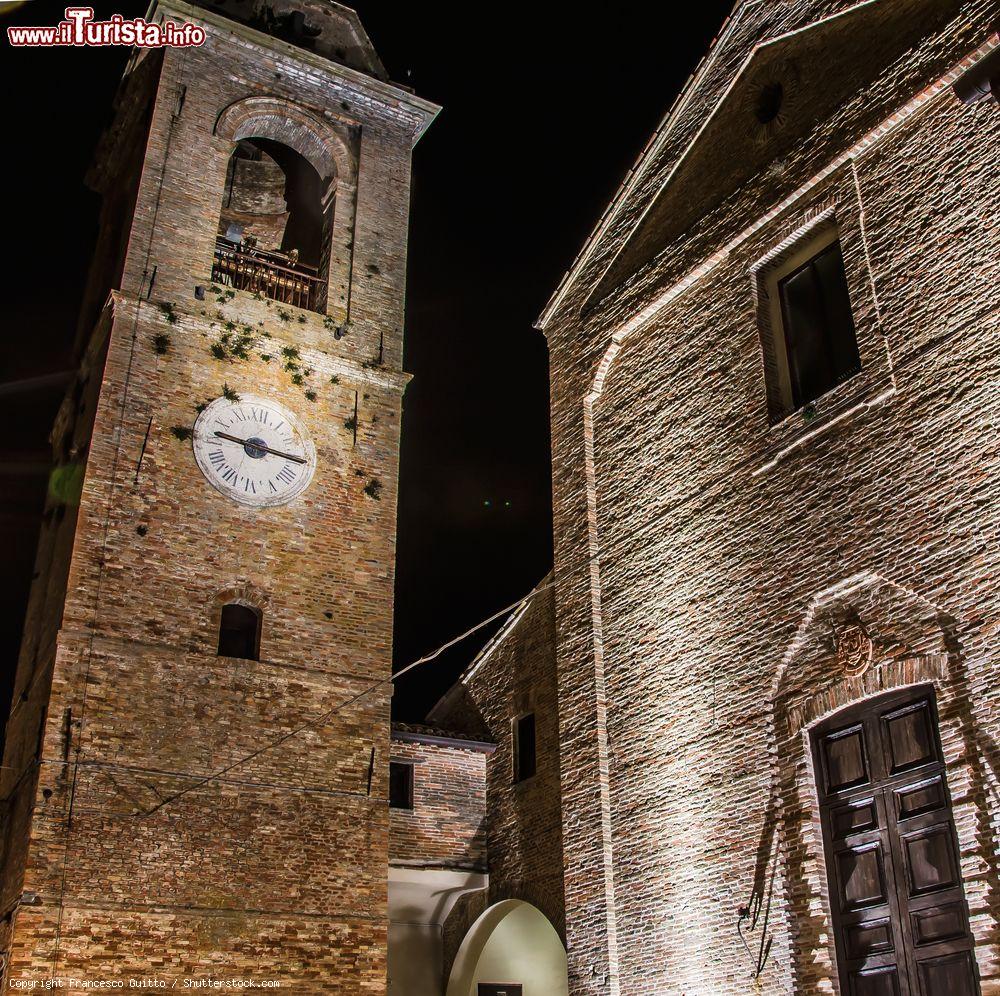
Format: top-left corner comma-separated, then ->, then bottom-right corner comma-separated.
431,579 -> 566,940
0,2 -> 437,989
388,725 -> 489,871
539,2 -> 1000,994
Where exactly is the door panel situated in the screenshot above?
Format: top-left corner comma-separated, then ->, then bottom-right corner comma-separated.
852,964 -> 902,996
833,798 -> 879,838
838,843 -> 890,911
846,918 -> 895,959
811,687 -> 980,996
910,904 -> 968,946
881,702 -> 939,775
823,723 -> 871,792
900,826 -> 960,897
894,778 -> 946,822
915,951 -> 978,996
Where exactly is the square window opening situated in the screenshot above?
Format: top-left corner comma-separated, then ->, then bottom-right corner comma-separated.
217,603 -> 262,661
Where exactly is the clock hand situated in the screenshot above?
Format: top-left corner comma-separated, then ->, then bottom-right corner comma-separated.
213,431 -> 308,465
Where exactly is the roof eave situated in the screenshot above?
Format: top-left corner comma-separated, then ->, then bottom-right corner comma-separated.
535,0 -> 747,331
150,0 -> 441,143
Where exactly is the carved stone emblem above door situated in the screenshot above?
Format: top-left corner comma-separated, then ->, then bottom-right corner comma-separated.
833,615 -> 875,676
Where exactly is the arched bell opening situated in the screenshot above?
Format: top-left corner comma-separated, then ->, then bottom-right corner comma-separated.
213,137 -> 329,312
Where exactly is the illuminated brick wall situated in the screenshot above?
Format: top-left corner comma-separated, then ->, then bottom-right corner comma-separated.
430,580 -> 565,939
539,2 -> 1000,994
0,3 -> 437,989
388,725 -> 489,871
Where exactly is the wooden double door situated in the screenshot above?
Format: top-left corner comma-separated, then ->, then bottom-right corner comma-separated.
811,686 -> 980,996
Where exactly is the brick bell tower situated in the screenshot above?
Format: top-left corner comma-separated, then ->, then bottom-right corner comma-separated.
0,0 -> 437,988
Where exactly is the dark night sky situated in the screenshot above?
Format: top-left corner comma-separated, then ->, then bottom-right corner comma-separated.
0,0 -> 732,727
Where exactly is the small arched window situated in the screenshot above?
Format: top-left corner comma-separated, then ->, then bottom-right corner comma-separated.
217,603 -> 262,661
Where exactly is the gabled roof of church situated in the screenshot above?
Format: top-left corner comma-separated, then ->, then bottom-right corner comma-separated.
425,574 -> 552,733
536,0 -> 963,329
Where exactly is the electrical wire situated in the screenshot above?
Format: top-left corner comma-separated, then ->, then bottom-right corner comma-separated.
137,580 -> 556,818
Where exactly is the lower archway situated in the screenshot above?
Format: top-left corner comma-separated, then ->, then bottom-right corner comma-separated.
446,900 -> 568,996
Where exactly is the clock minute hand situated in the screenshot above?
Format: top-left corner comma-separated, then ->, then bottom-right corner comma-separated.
213,431 -> 308,465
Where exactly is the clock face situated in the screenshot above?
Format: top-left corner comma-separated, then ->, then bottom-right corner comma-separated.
192,394 -> 316,507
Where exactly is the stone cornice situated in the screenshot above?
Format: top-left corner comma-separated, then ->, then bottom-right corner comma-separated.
149,0 -> 440,143
110,291 -> 412,395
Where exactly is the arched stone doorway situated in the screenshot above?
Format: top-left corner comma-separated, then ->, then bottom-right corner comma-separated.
446,900 -> 568,996
763,572 -> 1000,992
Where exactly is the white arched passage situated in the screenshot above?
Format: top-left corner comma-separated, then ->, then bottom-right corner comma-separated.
446,900 -> 568,996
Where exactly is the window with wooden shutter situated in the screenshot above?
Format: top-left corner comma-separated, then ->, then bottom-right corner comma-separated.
756,225 -> 862,421
777,238 -> 860,408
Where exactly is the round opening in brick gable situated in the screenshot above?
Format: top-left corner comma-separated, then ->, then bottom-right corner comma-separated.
755,82 -> 785,125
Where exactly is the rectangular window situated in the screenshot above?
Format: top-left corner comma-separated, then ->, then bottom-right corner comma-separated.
514,713 -> 536,783
389,761 -> 413,810
217,603 -> 261,661
776,238 -> 860,410
757,227 -> 863,421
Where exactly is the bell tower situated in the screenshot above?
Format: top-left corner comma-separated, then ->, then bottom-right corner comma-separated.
0,0 -> 437,988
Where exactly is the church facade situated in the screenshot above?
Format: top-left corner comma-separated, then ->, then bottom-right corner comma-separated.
536,1 -> 1000,994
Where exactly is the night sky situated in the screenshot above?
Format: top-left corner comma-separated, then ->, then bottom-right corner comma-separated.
0,0 -> 732,729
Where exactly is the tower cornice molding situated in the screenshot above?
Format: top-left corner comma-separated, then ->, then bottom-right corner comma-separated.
148,0 -> 441,143
109,291 -> 413,395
